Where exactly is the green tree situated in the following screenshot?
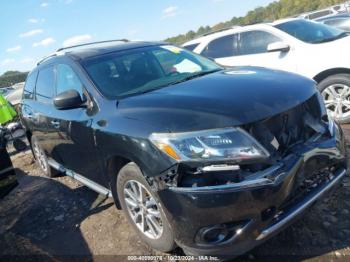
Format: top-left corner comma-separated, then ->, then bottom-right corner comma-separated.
0,71 -> 28,88
165,0 -> 345,44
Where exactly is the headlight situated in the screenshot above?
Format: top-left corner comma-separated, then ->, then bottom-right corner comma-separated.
150,128 -> 269,162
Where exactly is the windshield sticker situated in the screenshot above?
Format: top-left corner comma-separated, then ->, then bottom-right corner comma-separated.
161,45 -> 183,54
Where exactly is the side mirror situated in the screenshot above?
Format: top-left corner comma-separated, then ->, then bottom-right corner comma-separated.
54,89 -> 85,110
267,42 -> 290,53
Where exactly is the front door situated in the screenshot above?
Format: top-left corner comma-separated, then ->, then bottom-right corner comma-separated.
51,63 -> 107,187
216,30 -> 297,73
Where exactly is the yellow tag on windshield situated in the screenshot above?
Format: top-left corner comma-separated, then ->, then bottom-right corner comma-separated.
161,45 -> 182,54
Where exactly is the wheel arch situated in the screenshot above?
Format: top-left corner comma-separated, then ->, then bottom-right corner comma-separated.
106,155 -> 132,209
313,68 -> 350,83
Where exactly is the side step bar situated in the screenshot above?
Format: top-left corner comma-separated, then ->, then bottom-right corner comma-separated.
48,159 -> 112,198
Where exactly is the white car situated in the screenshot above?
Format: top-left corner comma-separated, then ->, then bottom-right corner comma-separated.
5,88 -> 23,107
297,3 -> 350,20
183,19 -> 350,123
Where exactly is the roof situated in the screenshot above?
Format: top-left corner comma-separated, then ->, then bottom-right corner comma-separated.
66,41 -> 166,60
38,40 -> 166,65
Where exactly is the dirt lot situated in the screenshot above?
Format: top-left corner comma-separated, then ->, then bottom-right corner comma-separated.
1,128 -> 350,261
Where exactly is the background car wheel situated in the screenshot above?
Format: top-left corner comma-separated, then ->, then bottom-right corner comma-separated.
318,74 -> 350,124
31,136 -> 57,178
116,162 -> 176,252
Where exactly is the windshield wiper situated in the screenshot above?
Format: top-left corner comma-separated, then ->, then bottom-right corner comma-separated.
120,69 -> 222,97
314,32 -> 349,43
165,69 -> 222,86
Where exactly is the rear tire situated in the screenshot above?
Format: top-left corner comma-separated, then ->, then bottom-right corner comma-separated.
318,74 -> 350,124
116,162 -> 176,252
31,136 -> 57,178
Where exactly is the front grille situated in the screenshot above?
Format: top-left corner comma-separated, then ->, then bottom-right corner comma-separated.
245,94 -> 328,157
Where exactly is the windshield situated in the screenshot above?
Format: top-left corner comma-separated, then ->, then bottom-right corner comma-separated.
275,19 -> 347,44
82,45 -> 222,99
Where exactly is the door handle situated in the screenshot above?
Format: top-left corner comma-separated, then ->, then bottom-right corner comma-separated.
51,120 -> 60,129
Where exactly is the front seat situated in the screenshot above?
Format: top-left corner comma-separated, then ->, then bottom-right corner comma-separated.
128,56 -> 157,87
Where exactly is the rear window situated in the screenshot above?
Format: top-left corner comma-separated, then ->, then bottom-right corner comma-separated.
308,10 -> 333,20
183,43 -> 199,51
23,71 -> 37,100
35,66 -> 55,103
201,34 -> 237,59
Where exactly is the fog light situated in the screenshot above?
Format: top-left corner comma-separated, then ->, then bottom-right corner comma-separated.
195,220 -> 251,246
201,226 -> 229,244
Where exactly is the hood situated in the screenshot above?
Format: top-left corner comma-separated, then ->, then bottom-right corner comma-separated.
118,67 -> 317,132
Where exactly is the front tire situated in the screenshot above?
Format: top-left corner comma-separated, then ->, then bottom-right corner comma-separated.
116,162 -> 176,252
31,136 -> 57,178
318,74 -> 350,124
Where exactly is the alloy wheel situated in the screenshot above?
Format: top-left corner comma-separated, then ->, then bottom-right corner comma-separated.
123,180 -> 163,239
322,84 -> 350,120
33,141 -> 48,173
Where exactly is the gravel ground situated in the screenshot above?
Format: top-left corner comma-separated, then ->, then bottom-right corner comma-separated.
1,127 -> 350,261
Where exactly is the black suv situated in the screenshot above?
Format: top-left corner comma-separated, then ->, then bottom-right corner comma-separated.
20,40 -> 347,257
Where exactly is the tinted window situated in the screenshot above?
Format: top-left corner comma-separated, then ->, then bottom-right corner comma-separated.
56,64 -> 83,96
183,43 -> 199,51
275,19 -> 345,43
201,34 -> 237,59
239,31 -> 281,55
36,66 -> 55,103
82,45 -> 221,98
309,10 -> 333,20
23,71 -> 37,100
324,18 -> 347,26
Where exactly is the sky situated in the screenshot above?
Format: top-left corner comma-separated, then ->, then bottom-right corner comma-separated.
0,0 -> 274,74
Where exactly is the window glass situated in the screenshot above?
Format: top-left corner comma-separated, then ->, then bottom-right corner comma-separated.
324,18 -> 346,26
36,66 -> 55,103
201,34 -> 236,58
309,10 -> 333,20
239,31 -> 281,55
56,64 -> 83,96
275,19 -> 345,44
152,49 -> 201,74
82,45 -> 221,98
183,43 -> 199,51
23,71 -> 37,100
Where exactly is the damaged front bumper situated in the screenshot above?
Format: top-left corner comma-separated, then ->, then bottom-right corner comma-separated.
155,122 -> 348,257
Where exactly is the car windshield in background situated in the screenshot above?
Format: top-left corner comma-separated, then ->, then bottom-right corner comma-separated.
275,19 -> 348,44
82,45 -> 222,99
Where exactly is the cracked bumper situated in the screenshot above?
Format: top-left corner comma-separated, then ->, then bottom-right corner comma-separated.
157,123 -> 348,257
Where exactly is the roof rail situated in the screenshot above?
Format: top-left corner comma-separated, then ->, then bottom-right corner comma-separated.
56,39 -> 129,52
36,53 -> 58,66
36,39 -> 130,66
202,26 -> 241,36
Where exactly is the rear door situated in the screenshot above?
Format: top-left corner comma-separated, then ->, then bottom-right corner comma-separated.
21,70 -> 38,131
201,33 -> 239,63
31,65 -> 57,157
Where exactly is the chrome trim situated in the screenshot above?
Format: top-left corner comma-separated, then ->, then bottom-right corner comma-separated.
169,163 -> 284,193
48,159 -> 112,197
201,164 -> 240,172
256,168 -> 346,241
